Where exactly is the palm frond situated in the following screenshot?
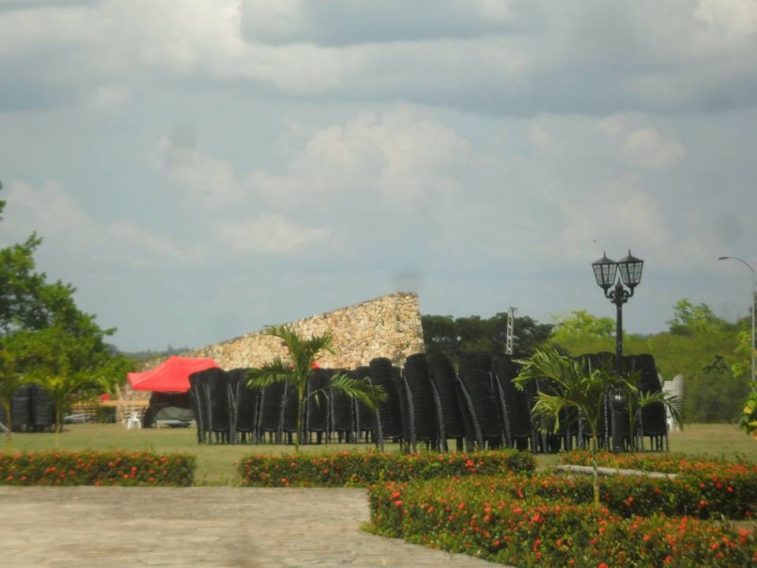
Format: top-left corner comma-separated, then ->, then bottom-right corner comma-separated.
328,374 -> 386,409
246,358 -> 294,389
264,325 -> 333,378
639,391 -> 684,430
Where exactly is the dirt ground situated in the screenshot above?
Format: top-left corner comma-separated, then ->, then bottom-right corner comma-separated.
0,486 -> 504,567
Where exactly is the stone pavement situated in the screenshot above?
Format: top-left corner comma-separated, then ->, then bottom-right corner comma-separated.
0,487 -> 506,568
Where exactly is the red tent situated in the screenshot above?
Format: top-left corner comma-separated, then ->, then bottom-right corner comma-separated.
127,356 -> 219,393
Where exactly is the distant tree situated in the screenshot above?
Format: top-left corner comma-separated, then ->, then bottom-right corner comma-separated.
0,183 -> 128,438
421,312 -> 552,363
548,301 -> 749,423
549,309 -> 614,351
667,299 -> 732,336
7,320 -> 130,436
0,344 -> 25,443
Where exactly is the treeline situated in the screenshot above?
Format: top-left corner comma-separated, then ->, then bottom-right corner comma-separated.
422,300 -> 752,424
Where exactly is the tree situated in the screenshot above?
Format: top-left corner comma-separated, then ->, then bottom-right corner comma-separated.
0,343 -> 25,444
667,299 -> 732,336
0,182 -> 129,438
514,348 -> 634,506
549,309 -> 614,353
7,321 -> 129,436
421,312 -> 553,362
247,326 -> 386,452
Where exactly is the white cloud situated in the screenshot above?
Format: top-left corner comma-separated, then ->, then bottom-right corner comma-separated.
156,108 -> 473,210
214,214 -> 330,255
623,128 -> 686,170
528,125 -> 558,154
2,1 -> 756,115
0,180 -> 189,265
155,138 -> 244,208
694,0 -> 757,42
599,117 -> 685,170
554,177 -> 715,268
0,5 -> 98,56
90,84 -> 130,109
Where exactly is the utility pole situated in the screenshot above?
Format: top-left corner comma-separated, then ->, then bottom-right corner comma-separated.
506,307 -> 517,355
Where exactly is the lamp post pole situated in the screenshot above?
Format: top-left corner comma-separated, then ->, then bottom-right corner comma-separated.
592,251 -> 644,453
718,256 -> 756,384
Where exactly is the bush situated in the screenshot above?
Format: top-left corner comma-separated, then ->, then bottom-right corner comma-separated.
560,450 -> 756,474
238,450 -> 535,487
0,450 -> 195,486
558,451 -> 757,519
369,476 -> 757,567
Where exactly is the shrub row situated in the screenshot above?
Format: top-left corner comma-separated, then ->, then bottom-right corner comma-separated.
452,472 -> 755,520
0,450 -> 195,486
560,450 -> 757,476
238,450 -> 535,487
556,452 -> 757,519
369,477 -> 757,567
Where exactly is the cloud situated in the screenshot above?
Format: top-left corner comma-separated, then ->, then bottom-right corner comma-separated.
156,108 -> 472,211
90,84 -> 130,109
599,117 -> 685,170
214,214 -> 330,255
239,0 -> 529,45
155,136 -> 244,208
0,180 -> 189,265
3,0 -> 755,116
553,177 -> 715,268
622,128 -> 686,170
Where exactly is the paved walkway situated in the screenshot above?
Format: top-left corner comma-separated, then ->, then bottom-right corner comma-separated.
0,487 -> 504,567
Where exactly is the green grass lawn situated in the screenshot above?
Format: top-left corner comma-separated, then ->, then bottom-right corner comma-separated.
4,423 -> 755,485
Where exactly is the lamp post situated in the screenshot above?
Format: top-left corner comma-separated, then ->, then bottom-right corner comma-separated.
592,251 -> 645,374
718,256 -> 756,385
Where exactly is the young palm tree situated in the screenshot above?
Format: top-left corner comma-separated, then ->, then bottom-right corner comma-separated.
246,325 -> 386,452
515,348 -> 683,506
514,348 -> 636,506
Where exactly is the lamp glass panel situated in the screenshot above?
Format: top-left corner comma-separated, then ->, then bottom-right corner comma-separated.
618,252 -> 644,287
592,255 -> 617,288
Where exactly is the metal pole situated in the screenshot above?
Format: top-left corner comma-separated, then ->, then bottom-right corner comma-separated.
718,256 -> 756,384
614,282 -> 623,375
752,288 -> 757,386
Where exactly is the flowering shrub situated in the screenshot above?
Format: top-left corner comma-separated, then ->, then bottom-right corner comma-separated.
369,476 -> 757,567
560,450 -> 756,475
0,450 -> 195,486
558,451 -> 757,519
238,450 -> 535,487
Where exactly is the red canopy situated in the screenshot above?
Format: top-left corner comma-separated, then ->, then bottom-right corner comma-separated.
127,356 -> 219,393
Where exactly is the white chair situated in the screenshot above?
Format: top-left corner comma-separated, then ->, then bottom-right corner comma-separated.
126,411 -> 141,430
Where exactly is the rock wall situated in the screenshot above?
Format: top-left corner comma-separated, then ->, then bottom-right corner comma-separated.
190,292 -> 424,370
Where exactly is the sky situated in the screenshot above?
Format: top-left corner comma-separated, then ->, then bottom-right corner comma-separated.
1,0 -> 756,352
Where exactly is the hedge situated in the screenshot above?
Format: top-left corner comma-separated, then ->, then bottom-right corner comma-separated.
238,450 -> 535,487
560,450 -> 757,475
557,451 -> 757,519
0,450 -> 195,486
518,473 -> 755,520
369,477 -> 757,567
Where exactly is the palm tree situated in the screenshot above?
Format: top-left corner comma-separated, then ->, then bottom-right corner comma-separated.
515,348 -> 682,506
246,325 -> 386,452
514,349 -> 637,506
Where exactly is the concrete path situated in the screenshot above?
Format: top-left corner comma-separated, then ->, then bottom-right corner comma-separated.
0,487 -> 503,567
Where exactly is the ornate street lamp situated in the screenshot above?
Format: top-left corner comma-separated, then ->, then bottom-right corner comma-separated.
592,251 -> 644,374
718,256 -> 756,385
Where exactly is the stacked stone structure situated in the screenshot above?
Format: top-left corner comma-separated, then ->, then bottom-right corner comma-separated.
190,292 -> 424,370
